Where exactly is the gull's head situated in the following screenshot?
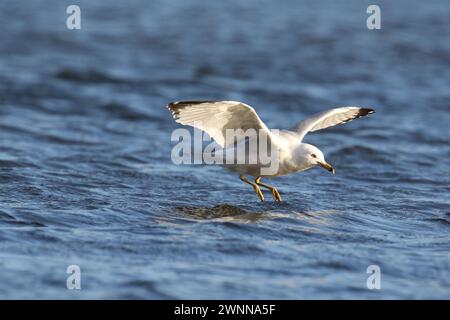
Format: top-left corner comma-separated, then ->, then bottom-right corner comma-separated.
297,143 -> 335,174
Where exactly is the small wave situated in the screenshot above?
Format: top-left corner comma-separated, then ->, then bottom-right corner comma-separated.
409,131 -> 450,146
0,123 -> 98,146
426,217 -> 450,226
330,145 -> 393,164
0,210 -> 16,221
194,64 -> 219,78
99,102 -> 162,122
333,145 -> 378,156
38,132 -> 100,146
0,173 -> 30,183
312,260 -> 356,271
55,69 -> 129,84
0,159 -> 30,168
1,220 -> 46,228
121,280 -> 175,299
0,211 -> 46,227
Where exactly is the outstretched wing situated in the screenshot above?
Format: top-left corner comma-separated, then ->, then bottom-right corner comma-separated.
167,101 -> 273,148
292,107 -> 375,141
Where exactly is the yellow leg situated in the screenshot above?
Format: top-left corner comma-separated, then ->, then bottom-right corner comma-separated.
255,177 -> 282,202
240,174 -> 265,202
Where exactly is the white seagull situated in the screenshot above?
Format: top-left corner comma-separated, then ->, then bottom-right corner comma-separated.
167,101 -> 374,202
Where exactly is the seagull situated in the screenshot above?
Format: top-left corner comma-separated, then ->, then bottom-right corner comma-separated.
167,101 -> 374,202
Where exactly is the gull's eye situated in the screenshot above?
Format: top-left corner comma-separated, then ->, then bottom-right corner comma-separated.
311,154 -> 317,158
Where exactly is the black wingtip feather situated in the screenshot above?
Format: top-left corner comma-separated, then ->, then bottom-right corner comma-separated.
166,100 -> 218,115
168,101 -> 216,108
339,108 -> 375,125
358,108 -> 375,116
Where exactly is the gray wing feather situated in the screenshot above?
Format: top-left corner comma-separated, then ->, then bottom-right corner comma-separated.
292,107 -> 375,141
167,101 -> 272,147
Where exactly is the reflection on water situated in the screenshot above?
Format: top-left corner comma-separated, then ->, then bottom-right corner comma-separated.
171,204 -> 339,228
175,204 -> 251,219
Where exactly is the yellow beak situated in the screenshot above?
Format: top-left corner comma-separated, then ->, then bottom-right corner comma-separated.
319,162 -> 336,174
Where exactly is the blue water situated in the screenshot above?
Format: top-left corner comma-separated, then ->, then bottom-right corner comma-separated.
0,0 -> 449,299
